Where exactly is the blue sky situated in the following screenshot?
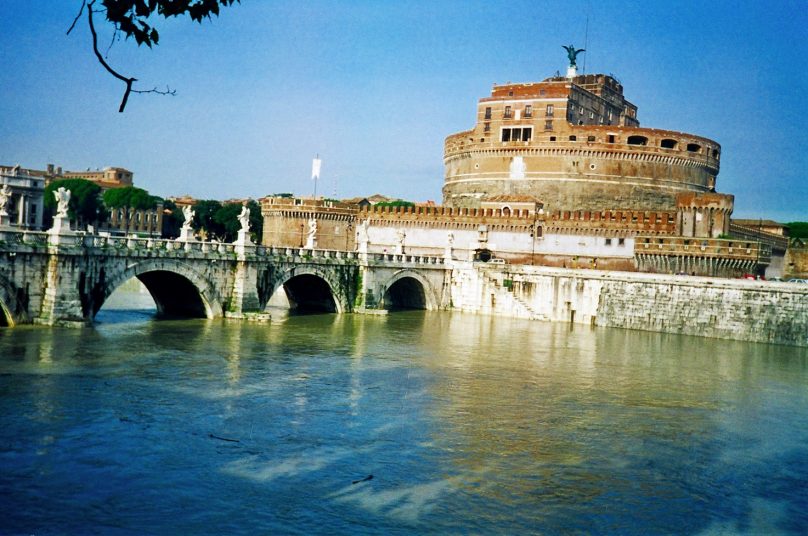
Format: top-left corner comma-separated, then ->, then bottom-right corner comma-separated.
0,0 -> 805,221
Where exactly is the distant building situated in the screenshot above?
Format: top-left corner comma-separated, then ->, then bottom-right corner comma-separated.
0,165 -> 45,230
20,163 -> 161,236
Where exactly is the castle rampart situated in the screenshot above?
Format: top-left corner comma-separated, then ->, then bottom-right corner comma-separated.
443,72 -> 722,212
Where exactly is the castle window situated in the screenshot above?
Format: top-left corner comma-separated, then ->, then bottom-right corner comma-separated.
687,143 -> 701,153
501,127 -> 532,142
484,122 -> 490,132
484,107 -> 492,119
587,135 -> 596,142
524,105 -> 532,117
550,136 -> 557,141
504,106 -> 512,119
618,238 -> 625,246
540,89 -> 546,96
605,238 -> 612,246
627,135 -> 648,146
544,120 -> 553,131
712,148 -> 720,158
545,104 -> 554,116
608,135 -> 616,143
660,139 -> 678,149
508,91 -> 513,96
569,135 -> 577,141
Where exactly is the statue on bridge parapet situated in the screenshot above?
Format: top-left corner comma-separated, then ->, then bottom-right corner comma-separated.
0,184 -> 11,218
357,219 -> 370,255
444,231 -> 454,262
178,205 -> 195,242
0,184 -> 11,226
47,186 -> 73,243
237,205 -> 250,232
304,217 -> 318,249
54,187 -> 71,218
395,228 -> 406,255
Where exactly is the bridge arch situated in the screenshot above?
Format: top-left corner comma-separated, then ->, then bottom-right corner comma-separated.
379,269 -> 439,311
97,259 -> 224,319
0,274 -> 21,327
268,265 -> 350,314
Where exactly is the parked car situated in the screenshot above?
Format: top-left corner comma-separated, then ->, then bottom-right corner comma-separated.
787,278 -> 808,284
489,257 -> 507,264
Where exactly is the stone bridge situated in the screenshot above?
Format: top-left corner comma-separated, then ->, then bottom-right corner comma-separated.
0,229 -> 450,327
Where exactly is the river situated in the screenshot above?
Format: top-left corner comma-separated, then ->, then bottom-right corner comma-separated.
1,285 -> 807,534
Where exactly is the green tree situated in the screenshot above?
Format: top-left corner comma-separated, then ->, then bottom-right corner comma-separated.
375,200 -> 416,208
44,178 -> 107,229
247,199 -> 263,243
786,222 -> 808,239
68,0 -> 240,112
103,186 -> 160,233
208,200 -> 263,243
213,203 -> 242,242
161,199 -> 184,238
192,199 -> 224,239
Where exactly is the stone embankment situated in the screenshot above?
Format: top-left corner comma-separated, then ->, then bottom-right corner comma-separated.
450,263 -> 808,347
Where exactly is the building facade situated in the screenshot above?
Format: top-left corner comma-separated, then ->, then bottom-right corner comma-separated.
443,74 -> 723,213
0,165 -> 45,230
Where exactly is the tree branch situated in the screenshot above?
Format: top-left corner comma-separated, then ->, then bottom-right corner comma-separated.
85,1 -> 175,112
66,0 -> 86,36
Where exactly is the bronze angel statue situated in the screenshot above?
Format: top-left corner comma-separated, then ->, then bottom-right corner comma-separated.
562,44 -> 585,68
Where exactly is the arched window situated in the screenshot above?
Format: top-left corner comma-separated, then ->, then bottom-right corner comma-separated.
687,143 -> 701,153
660,139 -> 678,149
627,135 -> 648,146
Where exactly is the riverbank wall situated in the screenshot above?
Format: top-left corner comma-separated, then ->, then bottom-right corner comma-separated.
449,263 -> 808,347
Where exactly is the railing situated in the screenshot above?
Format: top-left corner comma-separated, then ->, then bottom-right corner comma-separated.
635,236 -> 771,264
0,229 -> 446,266
729,223 -> 790,252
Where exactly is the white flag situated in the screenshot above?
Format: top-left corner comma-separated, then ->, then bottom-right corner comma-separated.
311,157 -> 322,181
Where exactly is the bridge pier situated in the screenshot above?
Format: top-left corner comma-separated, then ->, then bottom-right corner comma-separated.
224,260 -> 269,320
36,247 -> 92,326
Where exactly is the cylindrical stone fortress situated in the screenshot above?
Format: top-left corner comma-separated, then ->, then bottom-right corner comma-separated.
443,74 -> 721,212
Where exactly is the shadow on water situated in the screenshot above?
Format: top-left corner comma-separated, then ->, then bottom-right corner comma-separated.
94,278 -> 157,325
1,285 -> 807,534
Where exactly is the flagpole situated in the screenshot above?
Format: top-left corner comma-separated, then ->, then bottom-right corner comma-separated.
313,153 -> 318,199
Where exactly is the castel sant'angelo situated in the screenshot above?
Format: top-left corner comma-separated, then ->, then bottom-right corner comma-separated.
443,47 -> 722,214
261,47 -> 785,278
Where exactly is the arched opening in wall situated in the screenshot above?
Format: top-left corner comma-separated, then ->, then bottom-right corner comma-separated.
660,139 -> 678,149
94,277 -> 157,323
0,300 -> 11,327
627,135 -> 648,146
474,248 -> 493,262
382,277 -> 427,311
272,274 -> 337,315
94,271 -> 208,322
687,143 -> 702,153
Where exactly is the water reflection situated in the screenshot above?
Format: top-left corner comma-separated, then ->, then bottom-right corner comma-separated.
0,297 -> 806,533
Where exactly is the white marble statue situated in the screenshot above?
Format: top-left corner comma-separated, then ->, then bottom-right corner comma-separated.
182,205 -> 194,228
357,219 -> 370,244
54,187 -> 71,218
0,184 -> 10,216
447,231 -> 454,246
238,205 -> 250,232
396,228 -> 406,245
307,218 -> 318,239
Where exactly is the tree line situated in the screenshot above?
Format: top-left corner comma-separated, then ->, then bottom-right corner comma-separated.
44,178 -> 262,242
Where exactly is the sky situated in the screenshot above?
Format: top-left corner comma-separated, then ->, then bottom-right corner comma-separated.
0,0 -> 805,222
